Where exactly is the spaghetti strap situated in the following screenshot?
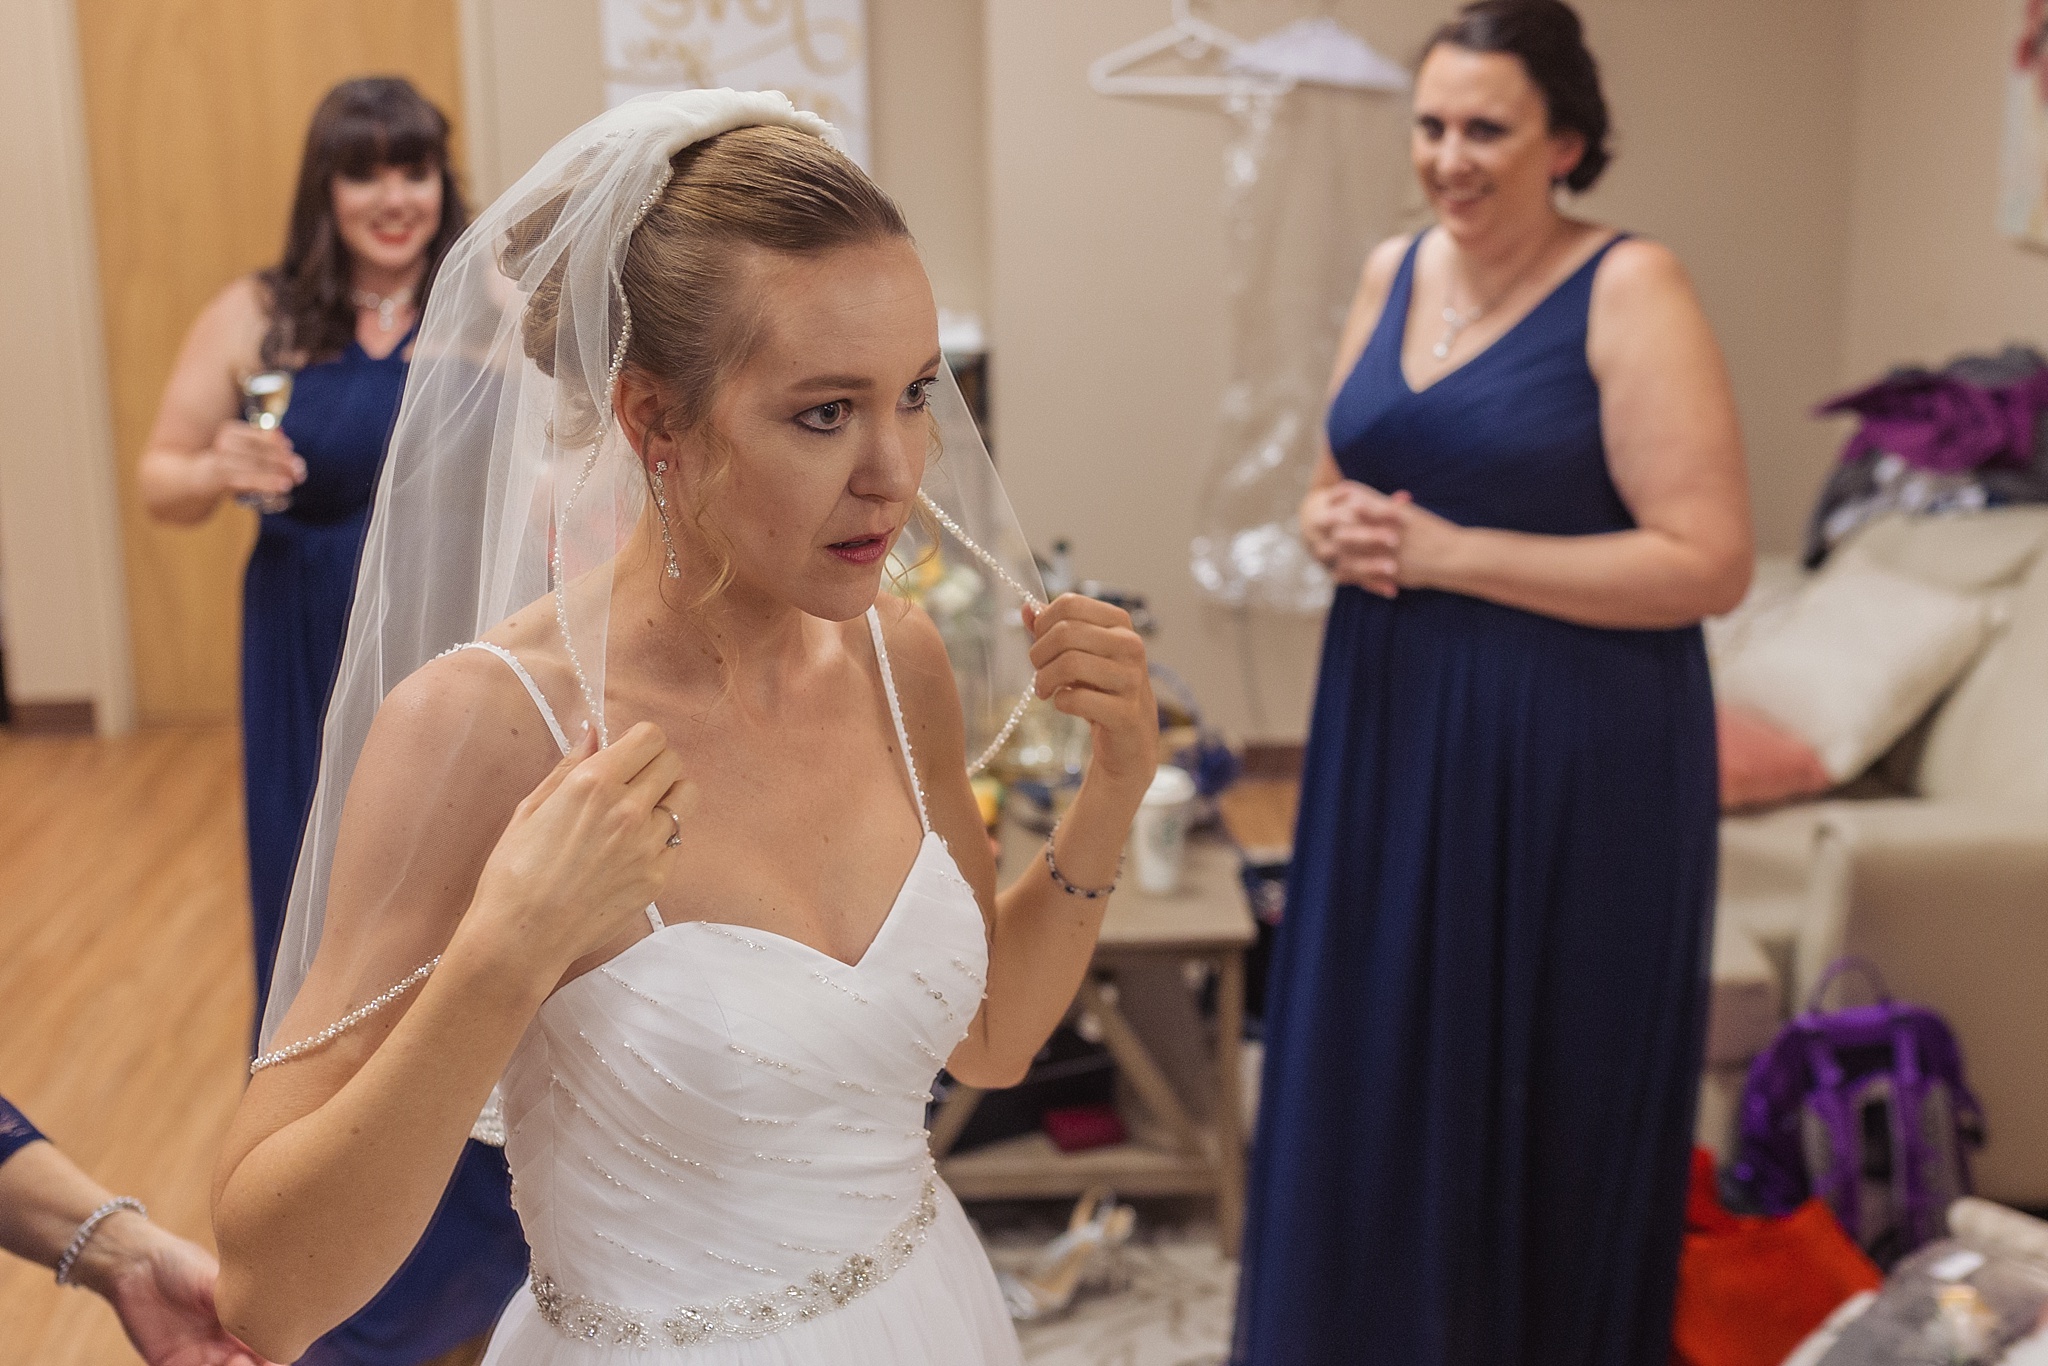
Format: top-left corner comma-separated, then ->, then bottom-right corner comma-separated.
455,642 -> 572,755
865,607 -> 931,834
453,642 -> 663,934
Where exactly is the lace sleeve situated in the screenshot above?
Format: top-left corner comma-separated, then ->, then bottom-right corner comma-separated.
0,1093 -> 47,1167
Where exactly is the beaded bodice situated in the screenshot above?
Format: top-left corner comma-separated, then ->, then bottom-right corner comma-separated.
482,608 -> 990,1348
501,834 -> 984,1343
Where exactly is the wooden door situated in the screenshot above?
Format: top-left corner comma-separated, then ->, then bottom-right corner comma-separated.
74,0 -> 464,725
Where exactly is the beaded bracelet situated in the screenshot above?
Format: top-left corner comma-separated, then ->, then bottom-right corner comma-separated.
54,1197 -> 145,1286
1043,821 -> 1121,899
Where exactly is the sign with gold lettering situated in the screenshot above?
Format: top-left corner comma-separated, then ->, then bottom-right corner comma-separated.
603,0 -> 869,167
2001,0 -> 2048,250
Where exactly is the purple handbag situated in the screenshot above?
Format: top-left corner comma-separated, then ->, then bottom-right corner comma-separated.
1730,958 -> 1985,1261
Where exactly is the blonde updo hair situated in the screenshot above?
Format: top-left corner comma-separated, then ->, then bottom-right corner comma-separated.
620,124 -> 911,435
510,124 -> 910,425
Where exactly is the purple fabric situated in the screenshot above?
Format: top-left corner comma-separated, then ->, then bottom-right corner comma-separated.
1732,958 -> 1983,1253
1819,369 -> 2048,474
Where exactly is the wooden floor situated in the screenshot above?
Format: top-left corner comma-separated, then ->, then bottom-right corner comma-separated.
0,726 -> 253,1365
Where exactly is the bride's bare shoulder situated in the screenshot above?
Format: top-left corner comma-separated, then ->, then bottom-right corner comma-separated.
366,609 -> 572,797
870,592 -> 950,679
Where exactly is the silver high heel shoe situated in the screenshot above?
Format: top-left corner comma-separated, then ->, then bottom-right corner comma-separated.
999,1186 -> 1137,1321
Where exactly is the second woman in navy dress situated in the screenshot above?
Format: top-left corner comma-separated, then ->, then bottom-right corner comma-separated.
139,78 -> 526,1365
1233,3 -> 1753,1364
240,315 -> 417,1016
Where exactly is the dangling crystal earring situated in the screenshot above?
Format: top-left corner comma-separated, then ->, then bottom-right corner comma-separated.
649,459 -> 681,580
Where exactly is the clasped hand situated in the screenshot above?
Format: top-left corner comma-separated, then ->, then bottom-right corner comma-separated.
1300,479 -> 1461,599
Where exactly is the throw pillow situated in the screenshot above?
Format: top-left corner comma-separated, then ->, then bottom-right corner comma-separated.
1718,705 -> 1832,811
1715,556 -> 1993,783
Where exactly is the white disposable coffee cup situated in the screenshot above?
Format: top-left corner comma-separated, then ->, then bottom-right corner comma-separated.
1131,764 -> 1198,895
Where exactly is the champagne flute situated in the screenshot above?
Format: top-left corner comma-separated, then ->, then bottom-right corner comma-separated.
237,370 -> 295,514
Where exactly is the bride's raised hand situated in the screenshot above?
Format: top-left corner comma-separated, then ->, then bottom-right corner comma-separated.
1023,594 -> 1158,806
464,721 -> 687,978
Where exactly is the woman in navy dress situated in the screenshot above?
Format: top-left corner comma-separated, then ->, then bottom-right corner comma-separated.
1233,4 -> 1752,1363
138,78 -> 525,1364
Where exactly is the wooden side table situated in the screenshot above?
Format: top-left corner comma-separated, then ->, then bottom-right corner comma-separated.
931,823 -> 1256,1254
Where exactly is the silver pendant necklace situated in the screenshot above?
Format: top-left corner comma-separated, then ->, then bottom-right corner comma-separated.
1433,300 -> 1484,360
1432,227 -> 1567,361
350,285 -> 413,333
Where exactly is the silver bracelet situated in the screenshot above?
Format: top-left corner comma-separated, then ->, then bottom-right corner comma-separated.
1043,821 -> 1120,899
54,1197 -> 145,1286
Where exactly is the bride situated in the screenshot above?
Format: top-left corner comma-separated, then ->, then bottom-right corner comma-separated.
210,91 -> 1155,1363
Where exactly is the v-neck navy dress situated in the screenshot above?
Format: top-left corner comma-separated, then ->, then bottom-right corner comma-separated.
244,322 -> 419,1019
243,321 -> 529,1364
1232,232 -> 1717,1366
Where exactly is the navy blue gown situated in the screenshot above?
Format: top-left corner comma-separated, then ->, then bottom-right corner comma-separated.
241,320 -> 528,1364
1232,232 -> 1718,1366
246,319 -> 417,1020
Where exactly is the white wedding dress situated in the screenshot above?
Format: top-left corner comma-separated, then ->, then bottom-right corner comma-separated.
471,610 -> 1024,1363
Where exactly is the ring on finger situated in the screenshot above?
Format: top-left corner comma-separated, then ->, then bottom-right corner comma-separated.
658,805 -> 682,848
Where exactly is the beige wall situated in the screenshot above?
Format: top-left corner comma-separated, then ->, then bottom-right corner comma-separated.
0,0 -> 133,732
988,0 -> 1863,739
459,0 -> 605,203
1839,0 -> 2048,384
869,0 -> 990,319
986,0 -> 1373,741
1573,0 -> 1859,557
7,0 -> 2038,740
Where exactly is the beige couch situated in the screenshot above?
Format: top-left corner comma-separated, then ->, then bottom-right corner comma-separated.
1699,507 -> 2048,1206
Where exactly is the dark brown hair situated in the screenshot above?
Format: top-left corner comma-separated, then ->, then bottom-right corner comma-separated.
1422,0 -> 1613,192
260,77 -> 470,366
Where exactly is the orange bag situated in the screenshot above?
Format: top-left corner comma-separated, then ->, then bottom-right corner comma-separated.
1672,1148 -> 1883,1366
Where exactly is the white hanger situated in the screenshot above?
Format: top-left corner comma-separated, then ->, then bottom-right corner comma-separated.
1087,0 -> 1291,100
1226,16 -> 1410,92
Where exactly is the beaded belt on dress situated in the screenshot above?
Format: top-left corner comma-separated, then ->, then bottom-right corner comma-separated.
531,1176 -> 940,1348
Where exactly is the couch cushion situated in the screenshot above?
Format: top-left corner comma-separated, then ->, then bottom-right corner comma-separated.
1919,541 -> 2048,804
1719,805 -> 1831,1010
1842,507 -> 2048,593
1707,915 -> 1782,1066
1704,554 -> 1805,666
1720,803 -> 1828,901
1715,556 -> 1995,782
